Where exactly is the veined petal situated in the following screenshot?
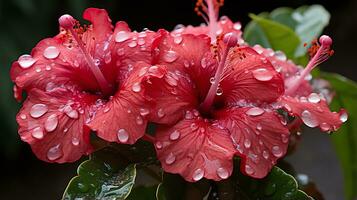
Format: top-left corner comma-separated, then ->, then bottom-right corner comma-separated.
154,115 -> 236,182
279,96 -> 346,132
17,88 -> 97,163
215,107 -> 289,178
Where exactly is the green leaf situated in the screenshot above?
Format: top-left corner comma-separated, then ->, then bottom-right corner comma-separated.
320,72 -> 357,200
62,148 -> 137,200
245,14 -> 301,59
127,186 -> 157,200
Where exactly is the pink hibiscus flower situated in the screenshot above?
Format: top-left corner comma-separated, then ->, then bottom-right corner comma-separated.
10,8 -> 161,163
140,30 -> 346,182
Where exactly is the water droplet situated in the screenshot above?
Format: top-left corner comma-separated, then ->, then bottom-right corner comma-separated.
117,129 -> 129,143
45,114 -> 59,132
45,65 -> 52,71
210,77 -> 216,84
136,116 -> 144,125
256,123 -> 262,131
128,40 -> 137,48
65,108 -> 79,119
245,164 -> 255,175
169,130 -> 180,140
35,67 -> 41,73
217,167 -> 229,179
301,110 -> 319,128
20,114 -> 27,120
43,46 -> 60,59
103,107 -> 110,113
30,104 -> 48,118
138,38 -> 145,45
163,50 -> 178,63
174,35 -> 183,44
157,108 -> 165,118
246,107 -> 264,116
274,51 -> 287,61
281,134 -> 289,143
18,54 -> 37,68
72,137 -> 80,146
115,31 -> 130,42
183,60 -> 190,68
272,146 -> 283,157
216,87 -> 223,96
165,152 -> 176,165
32,127 -> 44,139
244,139 -> 251,148
138,108 -> 149,116
252,68 -> 273,81
155,141 -> 163,150
340,111 -> 348,123
132,82 -> 141,92
263,150 -> 269,159
165,75 -> 178,86
117,48 -> 125,56
233,22 -> 242,30
190,123 -> 198,130
185,111 -> 193,119
47,144 -> 62,161
104,52 -> 112,64
308,93 -> 321,103
192,168 -> 204,181
320,122 -> 331,131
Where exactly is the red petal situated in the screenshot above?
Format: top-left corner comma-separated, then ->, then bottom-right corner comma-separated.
215,107 -> 289,178
220,46 -> 284,104
153,32 -> 217,99
142,64 -> 198,125
82,8 -> 113,44
279,96 -> 346,132
154,115 -> 236,182
17,88 -> 97,163
87,63 -> 155,144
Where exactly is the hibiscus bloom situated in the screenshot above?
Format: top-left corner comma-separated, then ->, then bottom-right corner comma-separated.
10,8 -> 160,163
140,30 -> 346,182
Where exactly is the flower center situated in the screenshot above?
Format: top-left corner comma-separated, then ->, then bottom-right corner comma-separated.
195,0 -> 224,42
58,14 -> 112,96
200,32 -> 238,113
285,35 -> 334,96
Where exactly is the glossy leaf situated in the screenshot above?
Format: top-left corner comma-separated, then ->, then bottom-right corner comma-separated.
321,72 -> 357,200
245,14 -> 300,59
62,148 -> 137,200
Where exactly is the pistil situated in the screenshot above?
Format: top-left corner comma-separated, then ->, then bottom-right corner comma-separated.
200,32 -> 238,112
285,35 -> 333,96
59,14 -> 112,96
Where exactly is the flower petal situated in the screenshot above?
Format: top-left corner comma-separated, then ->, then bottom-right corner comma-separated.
215,107 -> 289,178
17,88 -> 97,163
154,115 -> 236,182
279,96 -> 346,132
220,46 -> 285,104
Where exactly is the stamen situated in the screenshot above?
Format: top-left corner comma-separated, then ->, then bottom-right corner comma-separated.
195,0 -> 224,42
59,14 -> 112,96
285,35 -> 334,96
200,32 -> 238,112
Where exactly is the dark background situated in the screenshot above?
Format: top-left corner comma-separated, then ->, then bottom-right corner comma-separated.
0,0 -> 356,199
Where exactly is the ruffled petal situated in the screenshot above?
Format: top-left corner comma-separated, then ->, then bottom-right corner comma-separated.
17,88 -> 97,163
215,107 -> 289,178
142,64 -> 198,125
154,115 -> 236,182
279,96 -> 347,132
220,46 -> 285,104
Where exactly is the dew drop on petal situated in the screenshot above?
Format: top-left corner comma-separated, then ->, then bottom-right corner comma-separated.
274,51 -> 287,61
193,168 -> 204,181
216,87 -> 223,96
45,114 -> 59,132
157,108 -> 165,118
340,111 -> 348,123
185,110 -> 193,119
32,127 -> 44,139
320,122 -> 331,131
117,129 -> 129,143
262,150 -> 269,159
169,130 -> 180,140
115,31 -> 130,43
66,109 -> 79,119
252,68 -> 273,81
246,107 -> 264,116
20,114 -> 27,120
140,108 -> 150,116
201,57 -> 208,68
233,22 -> 242,30
244,138 -> 251,148
18,54 -> 37,68
47,144 -> 62,161
128,40 -> 137,48
117,48 -> 125,56
103,107 -> 110,113
72,137 -> 80,146
256,123 -> 262,131
155,141 -> 163,149
210,77 -> 216,84
165,75 -> 178,86
43,46 -> 60,59
301,110 -> 319,128
217,167 -> 229,179
136,116 -> 144,125
272,146 -> 283,157
163,50 -> 178,63
308,93 -> 321,103
245,164 -> 255,175
165,152 -> 176,165
183,60 -> 190,68
281,134 -> 289,143
132,82 -> 141,92
30,104 -> 48,118
174,35 -> 183,44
